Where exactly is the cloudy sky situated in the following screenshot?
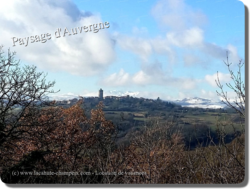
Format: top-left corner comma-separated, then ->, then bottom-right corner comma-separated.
0,0 -> 245,101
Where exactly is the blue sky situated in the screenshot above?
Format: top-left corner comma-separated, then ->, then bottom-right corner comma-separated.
0,0 -> 245,101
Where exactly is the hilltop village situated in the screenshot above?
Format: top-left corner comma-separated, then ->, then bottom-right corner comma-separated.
55,88 -> 160,107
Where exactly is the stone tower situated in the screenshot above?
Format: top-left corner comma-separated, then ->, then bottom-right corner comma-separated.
99,88 -> 103,100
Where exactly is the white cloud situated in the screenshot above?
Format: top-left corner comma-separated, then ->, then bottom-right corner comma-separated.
166,27 -> 204,47
115,27 -> 204,64
112,0 -> 241,67
227,44 -> 241,64
100,60 -> 200,90
114,21 -> 180,62
132,27 -> 148,35
0,0 -> 116,76
49,92 -> 79,101
201,43 -> 227,60
115,35 -> 153,62
200,89 -> 218,100
101,69 -> 131,87
150,37 -> 176,62
205,72 -> 231,87
183,54 -> 205,67
115,24 -> 240,68
132,70 -> 151,85
151,0 -> 207,31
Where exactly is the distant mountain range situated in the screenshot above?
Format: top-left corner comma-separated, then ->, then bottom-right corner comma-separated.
105,91 -> 226,109
174,97 -> 225,109
49,90 -> 140,101
105,90 -> 140,97
49,92 -> 225,109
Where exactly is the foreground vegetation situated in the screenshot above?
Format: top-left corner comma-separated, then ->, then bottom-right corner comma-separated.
0,47 -> 245,184
1,101 -> 245,184
79,97 -> 243,149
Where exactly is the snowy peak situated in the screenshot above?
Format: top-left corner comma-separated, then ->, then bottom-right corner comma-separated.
177,97 -> 211,104
105,90 -> 140,97
175,97 -> 224,109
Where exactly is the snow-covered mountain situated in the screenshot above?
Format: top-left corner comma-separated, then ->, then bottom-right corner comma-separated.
49,93 -> 79,101
174,97 -> 225,109
105,90 -> 140,97
49,92 -> 225,109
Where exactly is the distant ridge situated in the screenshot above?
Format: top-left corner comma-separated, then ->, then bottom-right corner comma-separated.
48,92 -> 225,109
174,97 -> 225,109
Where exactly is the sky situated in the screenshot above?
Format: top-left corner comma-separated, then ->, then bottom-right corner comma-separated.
0,0 -> 245,101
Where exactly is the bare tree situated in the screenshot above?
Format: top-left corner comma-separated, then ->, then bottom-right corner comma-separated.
0,46 -> 58,172
216,53 -> 245,117
181,53 -> 246,184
